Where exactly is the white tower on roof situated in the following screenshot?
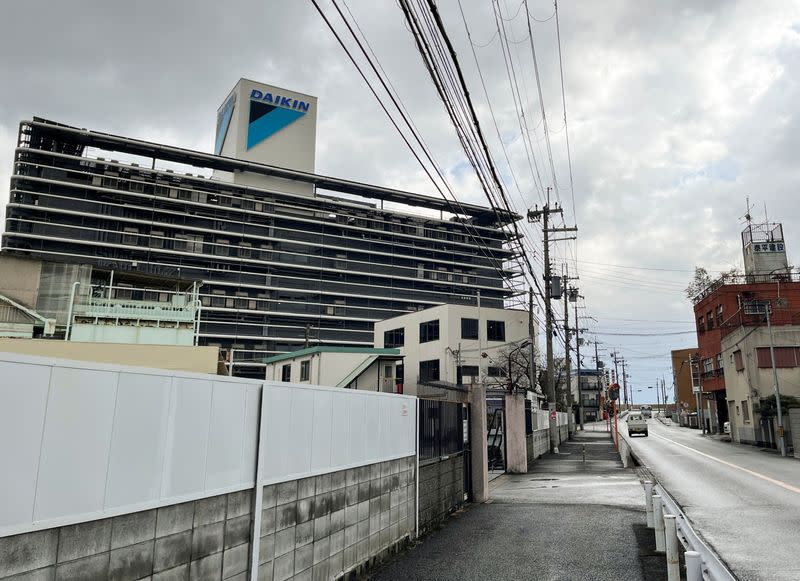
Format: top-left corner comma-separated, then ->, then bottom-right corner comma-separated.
213,78 -> 318,196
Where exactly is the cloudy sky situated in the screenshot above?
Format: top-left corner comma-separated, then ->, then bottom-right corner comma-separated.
2,0 -> 800,402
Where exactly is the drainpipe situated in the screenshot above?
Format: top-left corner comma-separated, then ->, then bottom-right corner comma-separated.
64,281 -> 81,341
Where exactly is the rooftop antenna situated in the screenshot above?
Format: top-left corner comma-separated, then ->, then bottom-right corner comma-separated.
741,196 -> 753,224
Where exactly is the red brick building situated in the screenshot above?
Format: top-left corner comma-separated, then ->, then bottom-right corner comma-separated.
691,221 -> 799,431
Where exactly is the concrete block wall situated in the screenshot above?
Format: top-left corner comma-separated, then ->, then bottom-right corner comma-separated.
257,456 -> 416,581
0,489 -> 253,581
526,429 -> 550,465
417,454 -> 464,534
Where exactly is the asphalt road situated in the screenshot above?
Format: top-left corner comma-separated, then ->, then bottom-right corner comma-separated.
621,417 -> 800,581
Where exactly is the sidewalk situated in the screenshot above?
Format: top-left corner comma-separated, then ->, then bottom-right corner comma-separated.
368,426 -> 667,581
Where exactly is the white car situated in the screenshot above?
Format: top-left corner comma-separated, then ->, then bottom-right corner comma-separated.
627,413 -> 649,437
723,421 -> 730,435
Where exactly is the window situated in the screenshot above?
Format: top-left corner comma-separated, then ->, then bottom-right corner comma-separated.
281,364 -> 291,382
698,316 -> 705,332
716,353 -> 723,371
419,359 -> 440,382
487,320 -> 506,342
175,233 -> 203,253
717,304 -> 724,326
706,311 -> 714,329
122,227 -> 138,245
384,327 -> 405,348
459,365 -> 479,377
384,365 -> 393,379
487,366 -> 506,377
733,350 -> 744,372
300,360 -> 310,382
756,346 -> 800,368
703,358 -> 714,373
150,230 -> 164,249
742,400 -> 750,422
215,239 -> 230,256
461,318 -> 479,340
419,320 -> 440,343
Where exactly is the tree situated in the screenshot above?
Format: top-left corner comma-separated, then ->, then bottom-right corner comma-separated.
684,266 -> 712,300
685,266 -> 740,300
758,394 -> 800,418
485,341 -> 541,394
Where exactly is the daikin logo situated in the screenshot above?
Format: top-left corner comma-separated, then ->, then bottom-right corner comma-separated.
250,89 -> 310,112
247,89 -> 310,150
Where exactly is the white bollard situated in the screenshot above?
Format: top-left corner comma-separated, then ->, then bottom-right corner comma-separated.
685,550 -> 703,581
644,481 -> 654,528
653,494 -> 665,552
664,514 -> 680,581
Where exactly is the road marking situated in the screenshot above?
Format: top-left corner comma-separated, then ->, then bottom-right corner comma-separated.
649,432 -> 800,495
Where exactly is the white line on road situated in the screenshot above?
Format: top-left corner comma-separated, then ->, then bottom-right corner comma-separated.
649,432 -> 800,495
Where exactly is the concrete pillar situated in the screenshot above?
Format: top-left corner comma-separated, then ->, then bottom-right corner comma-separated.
504,393 -> 528,474
470,383 -> 489,502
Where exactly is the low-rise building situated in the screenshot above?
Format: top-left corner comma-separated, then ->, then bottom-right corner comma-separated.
570,368 -> 604,423
373,304 -> 533,400
263,346 -> 403,392
721,325 -> 800,447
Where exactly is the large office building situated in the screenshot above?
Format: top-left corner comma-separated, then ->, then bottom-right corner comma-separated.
2,79 -> 520,375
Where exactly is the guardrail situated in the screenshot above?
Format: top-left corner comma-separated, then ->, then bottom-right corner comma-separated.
613,416 -> 736,581
649,482 -> 736,581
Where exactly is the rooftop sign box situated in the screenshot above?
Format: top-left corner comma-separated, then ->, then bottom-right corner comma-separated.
214,79 -> 318,196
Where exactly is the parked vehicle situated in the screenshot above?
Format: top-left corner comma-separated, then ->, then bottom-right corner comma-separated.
723,421 -> 731,435
627,413 -> 649,437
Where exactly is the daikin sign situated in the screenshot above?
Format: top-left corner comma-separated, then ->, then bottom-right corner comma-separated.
250,89 -> 311,112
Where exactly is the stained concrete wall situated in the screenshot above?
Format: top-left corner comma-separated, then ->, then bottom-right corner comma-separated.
0,489 -> 253,581
418,454 -> 464,535
0,457 -> 417,581
0,338 -> 219,374
257,456 -> 416,580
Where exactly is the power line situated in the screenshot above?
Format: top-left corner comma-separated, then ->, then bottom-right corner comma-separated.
310,0 -> 518,297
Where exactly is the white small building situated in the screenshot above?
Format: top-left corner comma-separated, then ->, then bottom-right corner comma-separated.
373,304 -> 533,399
721,325 -> 800,447
263,346 -> 403,392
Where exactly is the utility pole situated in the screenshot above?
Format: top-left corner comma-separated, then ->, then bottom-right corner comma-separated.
528,286 -> 537,408
563,265 -> 572,435
571,288 -> 585,430
764,302 -> 787,457
527,187 -> 577,453
621,358 -> 629,411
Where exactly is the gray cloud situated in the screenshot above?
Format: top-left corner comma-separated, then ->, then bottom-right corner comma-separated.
1,0 -> 799,398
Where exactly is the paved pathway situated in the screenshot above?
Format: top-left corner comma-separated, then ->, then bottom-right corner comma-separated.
369,427 -> 666,581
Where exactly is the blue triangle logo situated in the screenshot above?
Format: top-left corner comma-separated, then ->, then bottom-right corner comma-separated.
247,98 -> 306,150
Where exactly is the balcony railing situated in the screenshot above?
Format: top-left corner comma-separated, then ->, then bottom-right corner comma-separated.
692,271 -> 800,304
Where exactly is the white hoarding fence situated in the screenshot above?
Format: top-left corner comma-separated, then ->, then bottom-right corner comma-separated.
0,352 -> 417,538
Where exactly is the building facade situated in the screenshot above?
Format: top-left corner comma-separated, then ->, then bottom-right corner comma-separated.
691,221 -> 800,432
570,368 -> 604,423
671,347 -> 698,413
2,81 -> 519,375
372,304 -> 533,399
721,323 -> 800,448
263,346 -> 402,392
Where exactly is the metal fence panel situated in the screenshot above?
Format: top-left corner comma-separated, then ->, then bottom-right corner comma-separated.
419,400 -> 464,461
